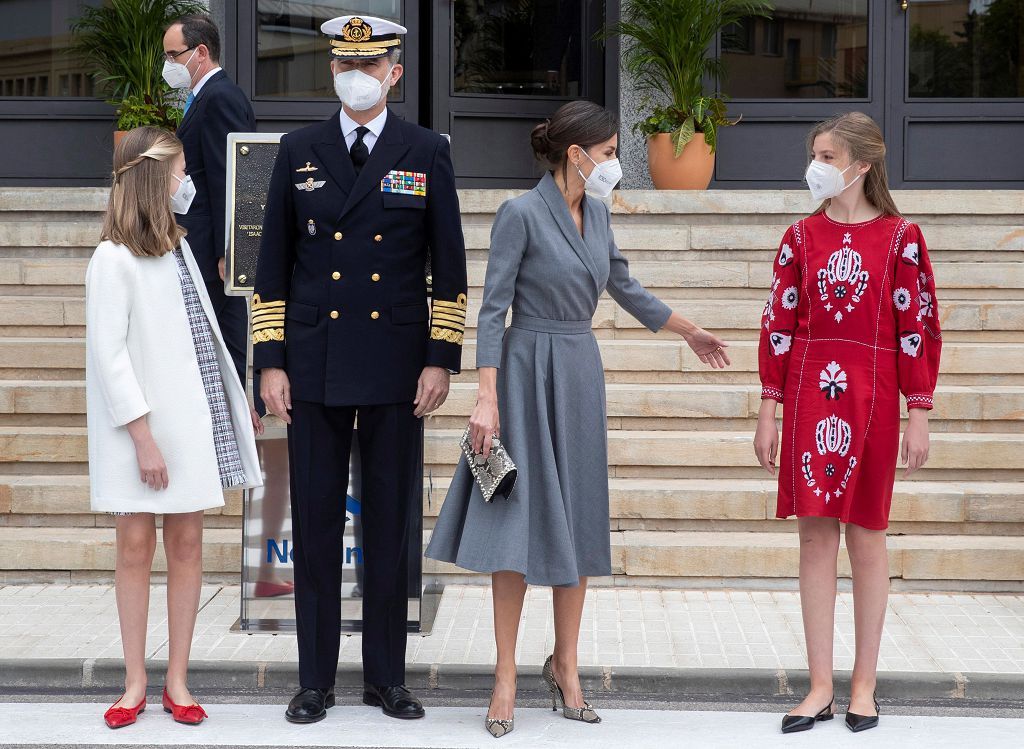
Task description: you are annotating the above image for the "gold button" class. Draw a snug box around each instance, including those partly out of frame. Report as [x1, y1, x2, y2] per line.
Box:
[371, 273, 381, 282]
[330, 310, 339, 319]
[374, 234, 383, 242]
[334, 231, 343, 241]
[370, 311, 380, 320]
[332, 271, 341, 281]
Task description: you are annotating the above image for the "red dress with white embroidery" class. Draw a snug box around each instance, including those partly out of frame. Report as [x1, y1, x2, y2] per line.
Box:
[758, 213, 941, 530]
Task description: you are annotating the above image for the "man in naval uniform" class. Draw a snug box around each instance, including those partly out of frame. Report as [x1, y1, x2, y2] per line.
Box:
[252, 15, 467, 724]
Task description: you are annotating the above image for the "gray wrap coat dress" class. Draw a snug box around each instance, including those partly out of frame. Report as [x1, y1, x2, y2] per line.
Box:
[424, 172, 672, 586]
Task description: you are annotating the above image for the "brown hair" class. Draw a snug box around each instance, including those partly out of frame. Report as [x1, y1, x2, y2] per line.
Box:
[807, 112, 901, 218]
[101, 127, 186, 257]
[531, 100, 618, 183]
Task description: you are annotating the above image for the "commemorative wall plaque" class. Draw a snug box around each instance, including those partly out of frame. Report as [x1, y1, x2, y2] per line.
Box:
[225, 133, 282, 296]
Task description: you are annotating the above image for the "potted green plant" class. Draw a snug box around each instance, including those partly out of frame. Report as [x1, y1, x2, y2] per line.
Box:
[69, 0, 208, 143]
[605, 0, 772, 189]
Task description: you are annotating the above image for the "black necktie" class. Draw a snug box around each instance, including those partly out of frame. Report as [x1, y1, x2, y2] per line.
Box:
[350, 126, 369, 175]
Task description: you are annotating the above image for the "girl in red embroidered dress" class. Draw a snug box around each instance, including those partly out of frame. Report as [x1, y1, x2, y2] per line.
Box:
[754, 113, 941, 734]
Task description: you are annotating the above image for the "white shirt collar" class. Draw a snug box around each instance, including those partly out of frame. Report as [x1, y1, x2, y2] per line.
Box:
[339, 107, 388, 139]
[191, 66, 222, 96]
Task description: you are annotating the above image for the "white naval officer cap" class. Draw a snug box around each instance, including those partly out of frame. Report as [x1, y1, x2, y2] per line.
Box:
[320, 15, 407, 59]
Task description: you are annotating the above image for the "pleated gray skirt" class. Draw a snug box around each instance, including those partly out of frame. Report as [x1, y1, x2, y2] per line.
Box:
[424, 314, 611, 587]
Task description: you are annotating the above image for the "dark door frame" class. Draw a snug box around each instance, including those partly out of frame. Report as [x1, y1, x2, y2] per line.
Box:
[884, 0, 1024, 188]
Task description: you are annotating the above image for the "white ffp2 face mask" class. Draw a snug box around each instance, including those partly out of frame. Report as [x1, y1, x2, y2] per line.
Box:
[805, 159, 861, 202]
[577, 150, 622, 198]
[162, 48, 198, 90]
[170, 174, 196, 215]
[334, 66, 393, 111]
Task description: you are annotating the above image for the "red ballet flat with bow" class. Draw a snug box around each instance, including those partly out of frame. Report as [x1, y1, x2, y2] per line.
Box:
[103, 694, 146, 729]
[162, 687, 208, 725]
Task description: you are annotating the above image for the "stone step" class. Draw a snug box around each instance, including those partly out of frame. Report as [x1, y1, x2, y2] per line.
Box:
[1, 524, 1020, 581]
[3, 426, 1022, 472]
[2, 337, 1022, 380]
[4, 256, 1024, 293]
[5, 380, 1023, 424]
[5, 475, 1021, 525]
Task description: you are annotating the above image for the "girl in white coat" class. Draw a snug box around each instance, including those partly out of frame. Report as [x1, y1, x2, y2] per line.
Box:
[86, 127, 263, 729]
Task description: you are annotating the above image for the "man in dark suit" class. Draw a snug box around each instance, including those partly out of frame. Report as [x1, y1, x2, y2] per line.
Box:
[252, 15, 467, 725]
[163, 14, 256, 388]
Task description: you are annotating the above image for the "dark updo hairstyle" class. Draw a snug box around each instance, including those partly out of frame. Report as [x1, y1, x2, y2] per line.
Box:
[531, 101, 619, 182]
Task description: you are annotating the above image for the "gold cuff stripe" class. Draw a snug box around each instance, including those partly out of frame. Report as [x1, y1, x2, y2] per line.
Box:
[252, 313, 286, 324]
[431, 306, 466, 319]
[252, 308, 286, 317]
[430, 327, 464, 345]
[431, 312, 466, 325]
[433, 298, 468, 311]
[252, 321, 285, 332]
[430, 321, 466, 334]
[252, 328, 284, 344]
[252, 294, 286, 309]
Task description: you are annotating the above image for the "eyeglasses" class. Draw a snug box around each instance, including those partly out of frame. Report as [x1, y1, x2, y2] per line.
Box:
[162, 47, 195, 63]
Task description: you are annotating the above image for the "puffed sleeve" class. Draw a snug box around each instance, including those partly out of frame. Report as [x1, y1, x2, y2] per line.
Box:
[424, 135, 469, 373]
[85, 244, 149, 426]
[893, 223, 941, 409]
[758, 225, 801, 403]
[475, 200, 527, 369]
[251, 135, 297, 372]
[603, 206, 672, 332]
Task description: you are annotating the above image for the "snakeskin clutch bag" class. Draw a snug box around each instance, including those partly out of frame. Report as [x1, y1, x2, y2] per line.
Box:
[460, 426, 518, 502]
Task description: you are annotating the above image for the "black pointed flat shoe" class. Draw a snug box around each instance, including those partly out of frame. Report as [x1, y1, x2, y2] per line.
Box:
[845, 693, 880, 732]
[781, 695, 835, 734]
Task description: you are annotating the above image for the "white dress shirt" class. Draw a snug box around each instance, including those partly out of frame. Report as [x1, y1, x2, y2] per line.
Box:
[340, 107, 388, 155]
[191, 66, 222, 96]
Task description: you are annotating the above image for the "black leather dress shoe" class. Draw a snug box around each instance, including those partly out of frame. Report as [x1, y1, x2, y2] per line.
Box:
[285, 687, 335, 724]
[362, 684, 425, 719]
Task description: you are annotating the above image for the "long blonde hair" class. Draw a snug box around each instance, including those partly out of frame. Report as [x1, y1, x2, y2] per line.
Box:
[807, 112, 901, 218]
[101, 127, 187, 257]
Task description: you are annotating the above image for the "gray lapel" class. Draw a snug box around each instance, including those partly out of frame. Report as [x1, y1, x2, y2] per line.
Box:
[536, 172, 601, 294]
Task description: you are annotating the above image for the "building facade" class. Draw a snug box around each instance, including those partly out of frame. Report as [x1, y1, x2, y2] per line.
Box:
[0, 0, 1020, 189]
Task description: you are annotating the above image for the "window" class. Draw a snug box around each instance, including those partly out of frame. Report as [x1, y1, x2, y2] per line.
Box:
[0, 0, 102, 98]
[723, 1, 869, 99]
[255, 1, 404, 99]
[453, 0, 584, 96]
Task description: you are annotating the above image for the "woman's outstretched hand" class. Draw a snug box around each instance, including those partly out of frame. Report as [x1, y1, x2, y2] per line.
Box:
[684, 326, 731, 368]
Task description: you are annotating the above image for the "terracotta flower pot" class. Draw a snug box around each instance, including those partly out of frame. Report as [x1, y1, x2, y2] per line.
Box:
[113, 130, 128, 148]
[647, 132, 715, 190]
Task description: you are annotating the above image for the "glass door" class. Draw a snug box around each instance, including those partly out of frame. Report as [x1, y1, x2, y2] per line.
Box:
[716, 1, 887, 187]
[887, 0, 1024, 186]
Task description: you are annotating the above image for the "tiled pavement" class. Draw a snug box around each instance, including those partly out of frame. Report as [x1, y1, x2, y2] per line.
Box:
[3, 584, 1024, 675]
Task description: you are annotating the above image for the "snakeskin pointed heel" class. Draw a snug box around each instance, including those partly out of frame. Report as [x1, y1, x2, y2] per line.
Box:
[485, 716, 514, 738]
[542, 655, 601, 724]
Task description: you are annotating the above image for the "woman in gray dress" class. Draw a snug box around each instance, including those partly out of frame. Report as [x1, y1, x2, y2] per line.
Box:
[424, 101, 730, 738]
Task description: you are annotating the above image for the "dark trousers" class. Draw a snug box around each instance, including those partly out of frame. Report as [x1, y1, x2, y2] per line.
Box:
[206, 279, 249, 390]
[288, 399, 421, 688]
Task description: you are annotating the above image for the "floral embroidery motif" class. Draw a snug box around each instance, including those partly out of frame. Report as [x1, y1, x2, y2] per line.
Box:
[781, 286, 799, 310]
[801, 452, 816, 488]
[778, 243, 794, 266]
[902, 242, 920, 265]
[815, 415, 852, 457]
[763, 274, 780, 328]
[919, 290, 935, 318]
[819, 361, 848, 400]
[900, 330, 923, 358]
[817, 233, 870, 323]
[769, 330, 792, 356]
[893, 287, 912, 312]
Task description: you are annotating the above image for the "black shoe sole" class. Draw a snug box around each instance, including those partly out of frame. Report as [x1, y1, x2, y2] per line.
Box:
[362, 692, 425, 720]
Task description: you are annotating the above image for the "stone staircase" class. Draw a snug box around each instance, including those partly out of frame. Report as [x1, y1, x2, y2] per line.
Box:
[1, 188, 1022, 588]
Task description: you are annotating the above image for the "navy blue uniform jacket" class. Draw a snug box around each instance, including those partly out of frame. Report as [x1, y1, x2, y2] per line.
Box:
[176, 70, 256, 283]
[251, 109, 468, 406]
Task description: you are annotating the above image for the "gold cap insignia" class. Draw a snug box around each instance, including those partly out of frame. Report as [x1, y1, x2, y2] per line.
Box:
[342, 17, 372, 42]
